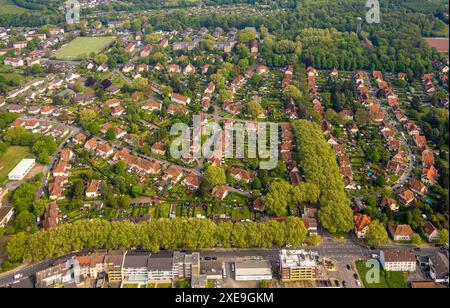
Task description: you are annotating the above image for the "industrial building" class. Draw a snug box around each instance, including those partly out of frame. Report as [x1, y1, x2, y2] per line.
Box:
[234, 260, 273, 281]
[8, 158, 36, 181]
[279, 249, 319, 281]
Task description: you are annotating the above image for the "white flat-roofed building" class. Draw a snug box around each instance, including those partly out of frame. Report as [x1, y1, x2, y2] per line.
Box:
[8, 159, 36, 181]
[280, 249, 318, 281]
[234, 260, 273, 281]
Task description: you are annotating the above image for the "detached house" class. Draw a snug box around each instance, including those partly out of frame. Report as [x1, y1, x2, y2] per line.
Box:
[182, 173, 202, 191]
[422, 165, 439, 185]
[73, 133, 86, 145]
[423, 222, 439, 242]
[96, 143, 114, 158]
[142, 101, 162, 112]
[399, 189, 415, 206]
[162, 166, 184, 184]
[184, 63, 196, 75]
[353, 213, 372, 239]
[228, 167, 254, 184]
[84, 138, 98, 151]
[104, 98, 121, 108]
[4, 57, 23, 67]
[256, 65, 269, 75]
[409, 179, 427, 196]
[151, 142, 166, 155]
[167, 64, 181, 74]
[171, 93, 191, 106]
[111, 106, 125, 117]
[60, 149, 73, 162]
[389, 224, 414, 241]
[212, 185, 229, 200]
[381, 197, 399, 212]
[53, 161, 71, 177]
[86, 180, 101, 198]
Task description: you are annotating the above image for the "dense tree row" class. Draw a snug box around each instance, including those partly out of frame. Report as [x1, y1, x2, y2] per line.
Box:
[292, 120, 353, 233]
[6, 217, 307, 262]
[3, 126, 58, 164]
[145, 0, 446, 76]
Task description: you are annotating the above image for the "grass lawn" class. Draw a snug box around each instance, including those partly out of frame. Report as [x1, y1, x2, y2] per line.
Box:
[156, 283, 172, 288]
[356, 260, 407, 289]
[0, 146, 33, 183]
[0, 0, 28, 15]
[54, 37, 116, 61]
[156, 203, 171, 218]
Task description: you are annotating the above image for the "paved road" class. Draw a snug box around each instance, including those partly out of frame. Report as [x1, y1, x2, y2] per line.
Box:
[0, 252, 81, 287]
[0, 237, 366, 287]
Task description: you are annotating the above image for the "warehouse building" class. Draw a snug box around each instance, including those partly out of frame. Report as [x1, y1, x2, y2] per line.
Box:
[234, 260, 273, 281]
[8, 158, 36, 181]
[279, 249, 319, 281]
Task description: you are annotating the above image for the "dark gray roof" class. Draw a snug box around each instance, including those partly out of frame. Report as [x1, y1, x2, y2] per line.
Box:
[123, 253, 151, 268]
[147, 257, 173, 271]
[11, 278, 34, 289]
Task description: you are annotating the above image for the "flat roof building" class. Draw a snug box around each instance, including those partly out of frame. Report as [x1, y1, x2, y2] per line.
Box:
[279, 249, 319, 281]
[173, 251, 200, 279]
[147, 256, 173, 282]
[8, 159, 36, 181]
[234, 260, 273, 281]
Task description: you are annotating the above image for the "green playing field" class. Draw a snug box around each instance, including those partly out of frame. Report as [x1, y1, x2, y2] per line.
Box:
[54, 37, 116, 61]
[0, 0, 28, 15]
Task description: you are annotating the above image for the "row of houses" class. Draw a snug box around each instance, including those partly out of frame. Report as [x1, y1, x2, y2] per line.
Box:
[422, 74, 437, 96]
[48, 149, 74, 201]
[386, 82, 440, 186]
[6, 72, 80, 100]
[354, 209, 440, 243]
[201, 82, 216, 111]
[307, 67, 324, 117]
[283, 66, 300, 120]
[35, 249, 277, 288]
[35, 250, 201, 288]
[10, 117, 70, 139]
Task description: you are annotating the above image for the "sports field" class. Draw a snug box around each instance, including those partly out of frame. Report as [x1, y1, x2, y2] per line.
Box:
[0, 0, 28, 15]
[0, 146, 34, 183]
[54, 37, 116, 61]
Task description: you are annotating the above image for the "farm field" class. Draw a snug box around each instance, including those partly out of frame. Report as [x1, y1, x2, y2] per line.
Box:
[0, 146, 33, 183]
[54, 37, 116, 61]
[0, 0, 28, 15]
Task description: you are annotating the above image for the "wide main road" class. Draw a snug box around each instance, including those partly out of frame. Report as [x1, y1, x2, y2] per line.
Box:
[0, 237, 370, 287]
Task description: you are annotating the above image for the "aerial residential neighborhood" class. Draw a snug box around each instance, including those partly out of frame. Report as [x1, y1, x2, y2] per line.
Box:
[0, 0, 448, 292]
